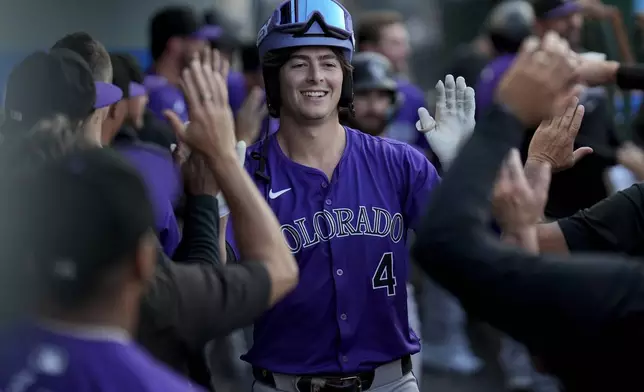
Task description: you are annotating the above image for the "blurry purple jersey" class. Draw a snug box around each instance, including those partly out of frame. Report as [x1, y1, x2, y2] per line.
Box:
[0, 323, 204, 392]
[115, 143, 182, 257]
[385, 79, 430, 151]
[227, 127, 440, 373]
[475, 54, 516, 117]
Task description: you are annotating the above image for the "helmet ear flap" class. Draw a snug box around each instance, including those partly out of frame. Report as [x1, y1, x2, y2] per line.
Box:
[263, 67, 281, 118]
[339, 67, 354, 112]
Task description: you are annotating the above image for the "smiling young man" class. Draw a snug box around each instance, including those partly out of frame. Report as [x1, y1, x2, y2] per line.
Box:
[225, 0, 441, 390]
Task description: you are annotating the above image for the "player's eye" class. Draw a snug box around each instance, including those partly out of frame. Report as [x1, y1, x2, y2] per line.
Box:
[290, 62, 306, 68]
[323, 62, 337, 68]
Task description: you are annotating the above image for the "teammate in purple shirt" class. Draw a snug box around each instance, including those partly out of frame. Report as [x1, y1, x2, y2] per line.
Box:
[145, 6, 220, 123]
[226, 1, 447, 390]
[356, 11, 430, 153]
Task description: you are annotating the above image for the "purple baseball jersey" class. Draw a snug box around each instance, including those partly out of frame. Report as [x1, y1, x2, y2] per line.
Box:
[227, 127, 439, 373]
[385, 79, 430, 151]
[115, 144, 182, 257]
[475, 54, 516, 117]
[0, 323, 203, 392]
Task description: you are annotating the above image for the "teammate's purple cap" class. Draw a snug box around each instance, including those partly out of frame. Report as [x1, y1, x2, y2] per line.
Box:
[95, 82, 124, 108]
[128, 82, 147, 98]
[194, 25, 223, 40]
[533, 0, 581, 19]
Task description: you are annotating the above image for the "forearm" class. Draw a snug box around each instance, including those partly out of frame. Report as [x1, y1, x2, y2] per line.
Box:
[208, 153, 284, 261]
[502, 227, 539, 254]
[207, 153, 298, 304]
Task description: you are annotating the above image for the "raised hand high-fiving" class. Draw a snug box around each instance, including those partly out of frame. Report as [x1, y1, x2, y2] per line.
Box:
[164, 46, 237, 161]
[416, 75, 476, 169]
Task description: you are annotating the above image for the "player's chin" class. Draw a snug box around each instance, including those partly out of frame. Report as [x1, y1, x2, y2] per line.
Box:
[298, 107, 334, 121]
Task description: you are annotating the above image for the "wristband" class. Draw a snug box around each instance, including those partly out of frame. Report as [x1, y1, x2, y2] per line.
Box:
[216, 141, 247, 218]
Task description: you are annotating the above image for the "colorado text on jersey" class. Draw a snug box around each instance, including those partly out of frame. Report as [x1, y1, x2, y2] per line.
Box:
[280, 206, 405, 253]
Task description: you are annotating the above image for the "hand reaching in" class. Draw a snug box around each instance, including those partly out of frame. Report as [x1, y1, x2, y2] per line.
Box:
[527, 95, 591, 171]
[416, 74, 476, 169]
[493, 149, 552, 235]
[164, 46, 237, 162]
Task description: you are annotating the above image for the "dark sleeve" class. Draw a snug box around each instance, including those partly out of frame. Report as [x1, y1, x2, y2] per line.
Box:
[173, 195, 220, 266]
[557, 184, 644, 255]
[147, 258, 271, 351]
[616, 64, 644, 91]
[411, 106, 644, 357]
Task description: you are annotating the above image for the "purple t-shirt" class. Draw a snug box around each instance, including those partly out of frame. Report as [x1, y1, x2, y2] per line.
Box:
[0, 323, 204, 392]
[115, 144, 182, 257]
[475, 54, 516, 117]
[227, 127, 440, 373]
[385, 79, 430, 151]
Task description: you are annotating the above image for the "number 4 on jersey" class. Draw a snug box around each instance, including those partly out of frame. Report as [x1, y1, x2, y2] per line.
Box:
[372, 252, 396, 296]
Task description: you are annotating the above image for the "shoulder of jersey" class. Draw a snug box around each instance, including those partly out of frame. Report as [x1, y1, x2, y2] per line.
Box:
[347, 127, 413, 153]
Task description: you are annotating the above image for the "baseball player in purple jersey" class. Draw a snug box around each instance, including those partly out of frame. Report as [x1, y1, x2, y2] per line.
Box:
[224, 0, 473, 390]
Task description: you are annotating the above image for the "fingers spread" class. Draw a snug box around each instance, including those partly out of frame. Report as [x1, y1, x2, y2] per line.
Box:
[559, 96, 580, 129]
[444, 74, 456, 112]
[435, 80, 446, 110]
[202, 46, 212, 72]
[181, 68, 201, 113]
[570, 104, 585, 133]
[456, 76, 466, 112]
[417, 107, 435, 131]
[506, 148, 528, 189]
[190, 59, 211, 102]
[464, 87, 475, 114]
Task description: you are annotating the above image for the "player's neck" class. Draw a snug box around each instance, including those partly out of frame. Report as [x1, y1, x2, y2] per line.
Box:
[153, 57, 182, 86]
[277, 114, 346, 177]
[37, 290, 140, 336]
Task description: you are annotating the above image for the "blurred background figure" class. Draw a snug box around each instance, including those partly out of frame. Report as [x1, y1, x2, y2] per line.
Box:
[445, 0, 534, 89]
[357, 10, 433, 157]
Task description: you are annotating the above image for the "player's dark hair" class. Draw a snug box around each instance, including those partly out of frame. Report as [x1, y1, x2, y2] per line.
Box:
[111, 52, 145, 84]
[262, 47, 354, 118]
[356, 10, 404, 50]
[51, 32, 113, 83]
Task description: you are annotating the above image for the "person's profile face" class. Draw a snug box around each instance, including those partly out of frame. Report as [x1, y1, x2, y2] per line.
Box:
[352, 89, 393, 136]
[279, 46, 344, 121]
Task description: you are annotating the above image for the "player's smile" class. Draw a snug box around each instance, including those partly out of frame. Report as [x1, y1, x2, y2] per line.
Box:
[300, 90, 329, 100]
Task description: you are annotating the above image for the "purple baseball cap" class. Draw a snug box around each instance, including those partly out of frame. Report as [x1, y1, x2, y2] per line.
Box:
[194, 25, 223, 40]
[95, 82, 124, 108]
[2, 49, 123, 131]
[533, 0, 582, 19]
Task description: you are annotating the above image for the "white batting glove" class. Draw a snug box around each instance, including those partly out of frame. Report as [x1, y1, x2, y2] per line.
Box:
[216, 141, 247, 218]
[416, 74, 476, 170]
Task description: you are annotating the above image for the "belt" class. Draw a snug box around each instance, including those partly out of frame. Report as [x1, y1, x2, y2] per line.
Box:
[253, 355, 412, 391]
